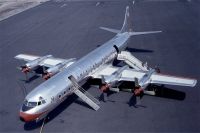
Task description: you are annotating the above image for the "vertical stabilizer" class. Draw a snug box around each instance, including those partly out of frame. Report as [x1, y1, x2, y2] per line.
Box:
[120, 6, 132, 33]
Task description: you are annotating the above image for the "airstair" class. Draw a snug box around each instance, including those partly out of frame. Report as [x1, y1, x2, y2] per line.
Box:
[68, 75, 100, 111]
[117, 51, 149, 71]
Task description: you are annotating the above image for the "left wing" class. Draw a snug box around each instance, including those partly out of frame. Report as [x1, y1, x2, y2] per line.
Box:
[150, 74, 197, 87]
[91, 65, 197, 88]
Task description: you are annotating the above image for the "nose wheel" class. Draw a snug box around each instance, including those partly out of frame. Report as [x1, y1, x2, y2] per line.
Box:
[39, 116, 48, 133]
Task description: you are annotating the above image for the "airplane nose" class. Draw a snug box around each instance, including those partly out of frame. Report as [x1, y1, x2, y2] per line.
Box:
[19, 111, 42, 122]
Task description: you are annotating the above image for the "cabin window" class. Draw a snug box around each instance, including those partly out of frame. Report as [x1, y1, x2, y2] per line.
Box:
[59, 95, 61, 98]
[38, 101, 41, 106]
[42, 100, 46, 104]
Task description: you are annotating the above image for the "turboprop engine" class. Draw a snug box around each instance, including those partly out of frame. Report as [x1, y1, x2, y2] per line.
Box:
[100, 65, 129, 92]
[20, 55, 52, 73]
[43, 63, 65, 80]
[134, 68, 156, 95]
[43, 59, 76, 80]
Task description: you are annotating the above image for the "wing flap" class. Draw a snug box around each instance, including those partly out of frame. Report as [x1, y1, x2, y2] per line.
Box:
[91, 65, 119, 78]
[41, 58, 66, 67]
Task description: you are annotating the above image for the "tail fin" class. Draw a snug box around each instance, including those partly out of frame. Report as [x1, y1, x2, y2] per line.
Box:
[99, 6, 131, 34]
[100, 6, 162, 35]
[120, 6, 132, 33]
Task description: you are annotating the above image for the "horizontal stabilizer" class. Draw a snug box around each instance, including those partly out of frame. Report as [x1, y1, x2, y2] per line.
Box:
[130, 31, 162, 36]
[100, 27, 120, 34]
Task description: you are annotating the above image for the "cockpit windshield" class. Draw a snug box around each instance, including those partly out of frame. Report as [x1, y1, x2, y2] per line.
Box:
[28, 102, 37, 107]
[23, 100, 37, 107]
[22, 100, 37, 111]
[22, 98, 46, 111]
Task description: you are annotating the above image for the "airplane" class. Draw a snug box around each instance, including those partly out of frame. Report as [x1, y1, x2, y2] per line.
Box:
[15, 6, 197, 123]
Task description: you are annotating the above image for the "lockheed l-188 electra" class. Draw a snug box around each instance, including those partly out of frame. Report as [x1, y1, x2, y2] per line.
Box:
[15, 6, 197, 123]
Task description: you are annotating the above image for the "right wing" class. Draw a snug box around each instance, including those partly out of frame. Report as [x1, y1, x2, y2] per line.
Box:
[15, 54, 39, 62]
[15, 54, 72, 68]
[15, 54, 76, 79]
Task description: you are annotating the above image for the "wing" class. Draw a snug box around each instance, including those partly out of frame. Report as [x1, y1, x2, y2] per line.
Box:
[15, 54, 75, 68]
[91, 65, 197, 87]
[15, 54, 39, 62]
[91, 64, 120, 78]
[150, 74, 197, 87]
[120, 70, 197, 87]
[119, 70, 197, 87]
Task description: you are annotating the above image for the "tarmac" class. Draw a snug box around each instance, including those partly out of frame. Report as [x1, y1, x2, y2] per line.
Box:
[0, 0, 200, 132]
[0, 0, 49, 21]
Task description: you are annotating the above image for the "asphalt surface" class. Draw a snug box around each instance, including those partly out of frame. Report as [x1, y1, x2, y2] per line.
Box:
[0, 0, 200, 132]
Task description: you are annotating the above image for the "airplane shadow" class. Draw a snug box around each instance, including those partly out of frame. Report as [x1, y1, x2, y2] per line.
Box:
[23, 82, 92, 131]
[19, 74, 40, 83]
[148, 84, 186, 101]
[24, 75, 40, 83]
[96, 45, 154, 53]
[20, 66, 46, 83]
[120, 82, 186, 101]
[125, 47, 154, 53]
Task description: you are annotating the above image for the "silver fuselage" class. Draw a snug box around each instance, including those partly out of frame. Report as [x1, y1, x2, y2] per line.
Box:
[21, 32, 130, 121]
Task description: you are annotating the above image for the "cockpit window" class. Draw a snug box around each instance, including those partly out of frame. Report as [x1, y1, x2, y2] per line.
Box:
[23, 100, 37, 107]
[22, 100, 37, 111]
[26, 101, 37, 107]
[37, 97, 46, 106]
[22, 97, 47, 112]
[41, 100, 46, 104]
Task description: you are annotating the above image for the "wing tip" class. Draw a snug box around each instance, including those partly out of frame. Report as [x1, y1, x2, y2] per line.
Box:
[192, 79, 197, 87]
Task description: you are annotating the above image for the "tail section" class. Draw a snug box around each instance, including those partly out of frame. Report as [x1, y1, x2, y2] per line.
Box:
[120, 6, 132, 33]
[99, 6, 132, 34]
[100, 6, 161, 35]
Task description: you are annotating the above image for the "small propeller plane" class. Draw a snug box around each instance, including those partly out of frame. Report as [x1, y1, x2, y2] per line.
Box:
[15, 6, 197, 123]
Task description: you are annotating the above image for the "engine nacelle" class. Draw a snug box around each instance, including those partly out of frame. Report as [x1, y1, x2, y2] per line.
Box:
[21, 61, 39, 73]
[100, 65, 129, 92]
[43, 64, 63, 80]
[138, 69, 155, 88]
[133, 69, 156, 96]
[43, 59, 76, 80]
[21, 55, 52, 73]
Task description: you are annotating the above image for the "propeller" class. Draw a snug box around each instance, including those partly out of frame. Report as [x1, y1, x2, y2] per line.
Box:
[98, 75, 118, 102]
[17, 65, 30, 81]
[42, 72, 52, 80]
[99, 83, 111, 102]
[124, 78, 145, 107]
[20, 65, 30, 73]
